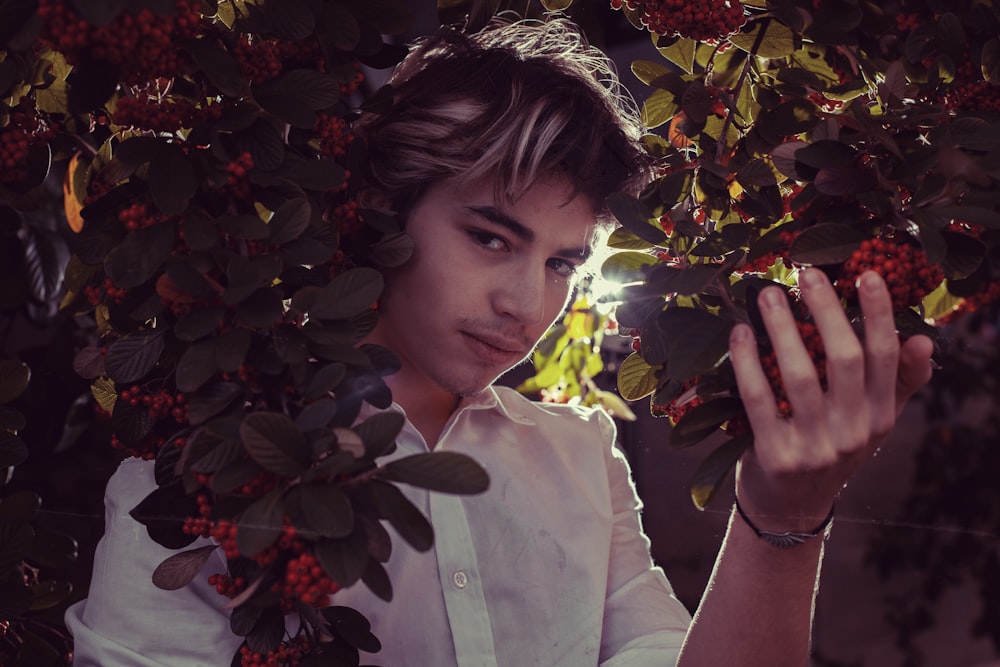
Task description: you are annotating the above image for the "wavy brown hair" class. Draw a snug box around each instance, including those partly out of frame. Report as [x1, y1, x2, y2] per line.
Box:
[355, 15, 651, 224]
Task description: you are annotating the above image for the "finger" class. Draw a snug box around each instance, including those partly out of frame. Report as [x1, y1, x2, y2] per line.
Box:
[797, 268, 865, 414]
[757, 285, 825, 422]
[896, 334, 933, 409]
[856, 271, 902, 433]
[728, 322, 779, 435]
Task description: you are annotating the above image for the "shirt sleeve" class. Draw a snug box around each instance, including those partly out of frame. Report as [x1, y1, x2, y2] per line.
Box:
[596, 412, 692, 667]
[66, 458, 242, 667]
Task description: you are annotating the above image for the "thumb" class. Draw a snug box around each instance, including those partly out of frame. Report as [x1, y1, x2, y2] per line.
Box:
[895, 334, 934, 412]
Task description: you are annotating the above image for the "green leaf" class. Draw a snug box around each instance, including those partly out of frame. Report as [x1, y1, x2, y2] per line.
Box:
[29, 580, 73, 611]
[661, 307, 734, 384]
[729, 18, 795, 58]
[210, 457, 262, 494]
[315, 529, 369, 588]
[379, 452, 489, 494]
[104, 221, 177, 289]
[319, 2, 361, 51]
[234, 287, 284, 328]
[69, 0, 129, 25]
[691, 434, 752, 509]
[174, 305, 225, 341]
[354, 411, 405, 459]
[670, 397, 745, 448]
[240, 412, 311, 477]
[788, 223, 867, 265]
[287, 483, 354, 539]
[617, 352, 661, 401]
[104, 331, 165, 384]
[0, 519, 33, 575]
[601, 251, 659, 283]
[175, 340, 218, 392]
[149, 144, 199, 216]
[214, 328, 252, 373]
[0, 431, 27, 468]
[27, 527, 78, 569]
[323, 605, 382, 652]
[607, 228, 655, 251]
[941, 230, 986, 280]
[640, 89, 677, 129]
[0, 359, 30, 404]
[606, 192, 666, 245]
[658, 169, 695, 207]
[310, 267, 384, 320]
[180, 37, 245, 97]
[152, 545, 219, 591]
[263, 0, 317, 39]
[305, 363, 347, 400]
[236, 489, 286, 557]
[362, 558, 393, 601]
[255, 69, 341, 110]
[267, 198, 312, 245]
[0, 492, 41, 521]
[366, 480, 433, 552]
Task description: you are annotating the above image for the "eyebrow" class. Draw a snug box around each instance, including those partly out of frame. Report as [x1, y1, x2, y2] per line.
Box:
[466, 205, 591, 261]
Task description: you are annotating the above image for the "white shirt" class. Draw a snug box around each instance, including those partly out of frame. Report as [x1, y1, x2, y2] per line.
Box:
[67, 385, 691, 666]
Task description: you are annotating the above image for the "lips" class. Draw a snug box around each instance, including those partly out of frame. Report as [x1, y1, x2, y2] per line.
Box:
[460, 331, 529, 365]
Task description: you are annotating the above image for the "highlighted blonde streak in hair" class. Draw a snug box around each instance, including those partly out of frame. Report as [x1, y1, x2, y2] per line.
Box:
[356, 15, 650, 221]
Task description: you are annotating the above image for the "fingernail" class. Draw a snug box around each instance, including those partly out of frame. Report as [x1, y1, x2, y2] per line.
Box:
[860, 271, 884, 294]
[731, 323, 751, 343]
[798, 268, 823, 289]
[760, 287, 783, 309]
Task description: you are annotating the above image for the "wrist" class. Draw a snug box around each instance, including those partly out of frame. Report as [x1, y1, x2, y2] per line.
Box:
[733, 497, 835, 549]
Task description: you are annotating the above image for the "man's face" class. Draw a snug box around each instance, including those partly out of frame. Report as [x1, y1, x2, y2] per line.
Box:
[368, 173, 596, 399]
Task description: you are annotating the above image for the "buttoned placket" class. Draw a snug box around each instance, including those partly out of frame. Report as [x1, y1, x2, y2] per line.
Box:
[424, 403, 500, 667]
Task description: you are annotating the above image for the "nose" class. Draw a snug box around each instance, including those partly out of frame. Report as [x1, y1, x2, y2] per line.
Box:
[493, 260, 549, 325]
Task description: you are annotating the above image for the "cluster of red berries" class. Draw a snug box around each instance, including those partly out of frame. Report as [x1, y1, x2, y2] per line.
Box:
[37, 0, 202, 82]
[83, 277, 127, 306]
[182, 494, 215, 538]
[238, 637, 311, 667]
[340, 66, 365, 97]
[112, 93, 220, 133]
[119, 385, 188, 423]
[611, 0, 747, 42]
[275, 552, 340, 607]
[118, 202, 171, 231]
[207, 572, 247, 598]
[314, 112, 353, 159]
[0, 107, 55, 183]
[736, 230, 799, 275]
[650, 379, 703, 424]
[835, 238, 944, 311]
[225, 152, 255, 200]
[761, 318, 827, 417]
[110, 432, 165, 460]
[233, 36, 324, 84]
[945, 61, 1000, 113]
[331, 199, 363, 239]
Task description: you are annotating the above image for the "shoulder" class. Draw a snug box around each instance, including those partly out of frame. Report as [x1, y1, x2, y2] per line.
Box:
[492, 385, 617, 443]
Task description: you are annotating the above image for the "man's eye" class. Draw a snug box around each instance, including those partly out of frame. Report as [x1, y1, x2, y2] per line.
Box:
[547, 258, 579, 279]
[469, 231, 508, 251]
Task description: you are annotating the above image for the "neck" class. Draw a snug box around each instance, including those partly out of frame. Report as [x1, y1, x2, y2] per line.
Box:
[382, 370, 460, 447]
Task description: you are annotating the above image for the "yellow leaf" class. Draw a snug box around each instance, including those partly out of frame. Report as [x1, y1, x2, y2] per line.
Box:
[617, 352, 661, 401]
[922, 281, 963, 322]
[91, 377, 117, 413]
[594, 389, 637, 422]
[64, 152, 87, 233]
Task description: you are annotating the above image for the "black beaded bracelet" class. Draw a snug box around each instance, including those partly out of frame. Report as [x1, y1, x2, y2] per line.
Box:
[734, 498, 835, 549]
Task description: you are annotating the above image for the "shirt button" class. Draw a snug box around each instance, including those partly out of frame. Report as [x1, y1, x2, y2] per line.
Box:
[452, 571, 468, 589]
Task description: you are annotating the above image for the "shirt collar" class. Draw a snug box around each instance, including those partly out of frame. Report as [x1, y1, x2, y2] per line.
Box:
[356, 385, 537, 427]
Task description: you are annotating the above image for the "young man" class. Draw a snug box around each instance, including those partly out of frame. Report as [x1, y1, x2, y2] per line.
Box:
[67, 16, 934, 666]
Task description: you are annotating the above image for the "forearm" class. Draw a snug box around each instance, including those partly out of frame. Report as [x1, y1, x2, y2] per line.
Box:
[676, 507, 825, 667]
